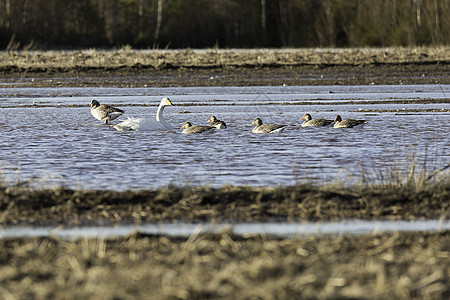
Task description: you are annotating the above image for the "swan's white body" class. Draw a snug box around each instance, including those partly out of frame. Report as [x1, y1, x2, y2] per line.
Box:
[113, 98, 174, 131]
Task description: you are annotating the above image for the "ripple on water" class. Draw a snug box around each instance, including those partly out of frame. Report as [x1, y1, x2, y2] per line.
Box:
[0, 85, 449, 190]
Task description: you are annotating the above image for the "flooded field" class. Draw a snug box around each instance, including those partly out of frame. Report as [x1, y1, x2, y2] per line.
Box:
[0, 49, 449, 299]
[1, 84, 449, 190]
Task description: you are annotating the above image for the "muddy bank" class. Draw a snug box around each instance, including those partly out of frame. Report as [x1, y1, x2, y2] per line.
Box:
[0, 48, 449, 87]
[0, 231, 448, 299]
[1, 179, 448, 226]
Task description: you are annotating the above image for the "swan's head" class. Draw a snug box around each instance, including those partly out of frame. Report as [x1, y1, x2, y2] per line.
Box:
[208, 115, 218, 123]
[334, 115, 342, 122]
[161, 97, 173, 107]
[251, 118, 263, 126]
[301, 113, 312, 121]
[181, 121, 192, 129]
[90, 99, 100, 108]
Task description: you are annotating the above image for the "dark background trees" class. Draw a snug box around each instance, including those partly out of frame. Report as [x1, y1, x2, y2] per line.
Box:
[0, 0, 448, 50]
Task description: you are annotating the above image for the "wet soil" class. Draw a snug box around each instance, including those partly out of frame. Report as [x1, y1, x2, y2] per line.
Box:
[1, 181, 448, 226]
[1, 231, 448, 299]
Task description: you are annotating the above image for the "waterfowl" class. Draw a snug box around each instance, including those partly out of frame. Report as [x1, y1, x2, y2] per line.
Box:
[181, 122, 214, 134]
[90, 100, 124, 124]
[300, 113, 334, 127]
[112, 97, 174, 131]
[333, 115, 367, 128]
[207, 116, 227, 129]
[251, 118, 285, 134]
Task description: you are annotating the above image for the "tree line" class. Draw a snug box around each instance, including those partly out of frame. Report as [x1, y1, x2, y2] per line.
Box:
[0, 0, 448, 50]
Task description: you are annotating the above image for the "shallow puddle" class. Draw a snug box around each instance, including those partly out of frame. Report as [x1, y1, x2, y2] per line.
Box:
[1, 219, 448, 239]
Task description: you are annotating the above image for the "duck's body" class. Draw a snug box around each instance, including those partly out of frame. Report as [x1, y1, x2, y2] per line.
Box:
[181, 122, 215, 134]
[251, 118, 285, 134]
[90, 100, 124, 124]
[207, 116, 227, 129]
[333, 115, 367, 128]
[112, 97, 173, 131]
[300, 113, 334, 127]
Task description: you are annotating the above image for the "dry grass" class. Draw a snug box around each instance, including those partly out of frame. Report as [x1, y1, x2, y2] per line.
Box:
[0, 231, 448, 299]
[1, 47, 448, 70]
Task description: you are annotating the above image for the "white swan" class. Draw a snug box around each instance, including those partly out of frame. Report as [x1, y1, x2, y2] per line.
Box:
[113, 97, 174, 131]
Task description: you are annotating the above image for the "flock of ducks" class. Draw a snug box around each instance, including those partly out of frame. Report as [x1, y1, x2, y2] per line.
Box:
[90, 97, 368, 134]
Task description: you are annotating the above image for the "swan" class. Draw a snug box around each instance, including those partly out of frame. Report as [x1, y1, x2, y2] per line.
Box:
[207, 115, 227, 129]
[112, 97, 174, 131]
[333, 115, 367, 128]
[251, 118, 285, 134]
[90, 100, 124, 124]
[181, 122, 215, 134]
[300, 113, 334, 127]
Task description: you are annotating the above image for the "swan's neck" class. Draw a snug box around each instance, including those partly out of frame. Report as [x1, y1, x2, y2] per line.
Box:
[156, 104, 173, 130]
[156, 104, 165, 122]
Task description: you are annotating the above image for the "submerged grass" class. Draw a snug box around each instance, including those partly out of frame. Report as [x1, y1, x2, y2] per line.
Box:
[0, 231, 448, 299]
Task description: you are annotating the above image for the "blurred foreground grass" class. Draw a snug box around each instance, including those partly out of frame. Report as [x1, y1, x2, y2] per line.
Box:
[0, 231, 448, 299]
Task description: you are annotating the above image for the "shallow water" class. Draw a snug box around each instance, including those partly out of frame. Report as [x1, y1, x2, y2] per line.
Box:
[0, 84, 449, 190]
[0, 219, 448, 239]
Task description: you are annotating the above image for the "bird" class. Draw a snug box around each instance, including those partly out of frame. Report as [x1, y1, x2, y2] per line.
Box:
[250, 118, 285, 134]
[112, 97, 174, 131]
[207, 116, 227, 129]
[180, 122, 215, 134]
[90, 100, 124, 124]
[333, 115, 367, 128]
[300, 113, 334, 127]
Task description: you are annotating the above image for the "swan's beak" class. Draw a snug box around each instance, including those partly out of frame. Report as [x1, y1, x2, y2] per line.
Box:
[167, 99, 173, 106]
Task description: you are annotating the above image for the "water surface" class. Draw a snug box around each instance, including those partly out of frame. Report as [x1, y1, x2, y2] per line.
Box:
[1, 84, 449, 190]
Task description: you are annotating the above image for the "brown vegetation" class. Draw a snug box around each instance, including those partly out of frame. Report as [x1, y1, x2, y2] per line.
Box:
[0, 231, 448, 299]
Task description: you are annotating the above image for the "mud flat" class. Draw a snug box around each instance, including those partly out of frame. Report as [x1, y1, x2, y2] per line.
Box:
[0, 47, 449, 87]
[1, 178, 448, 226]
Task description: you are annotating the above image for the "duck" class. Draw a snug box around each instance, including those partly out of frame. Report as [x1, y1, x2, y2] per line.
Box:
[251, 118, 285, 134]
[300, 113, 334, 127]
[90, 100, 124, 124]
[333, 115, 367, 128]
[181, 122, 215, 134]
[112, 97, 174, 131]
[207, 116, 227, 129]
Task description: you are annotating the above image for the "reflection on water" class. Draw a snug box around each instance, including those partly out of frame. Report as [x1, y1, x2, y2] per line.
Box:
[0, 85, 449, 190]
[0, 220, 448, 239]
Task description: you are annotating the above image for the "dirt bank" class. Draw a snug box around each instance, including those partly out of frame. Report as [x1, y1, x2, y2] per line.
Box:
[1, 178, 448, 226]
[0, 48, 448, 87]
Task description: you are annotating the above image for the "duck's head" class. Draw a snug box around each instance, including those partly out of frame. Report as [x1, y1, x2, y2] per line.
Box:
[90, 99, 100, 108]
[208, 115, 218, 123]
[251, 118, 263, 126]
[301, 113, 312, 121]
[181, 121, 192, 129]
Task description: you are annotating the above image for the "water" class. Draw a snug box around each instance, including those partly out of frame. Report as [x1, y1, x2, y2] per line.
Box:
[0, 84, 449, 190]
[0, 219, 448, 239]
